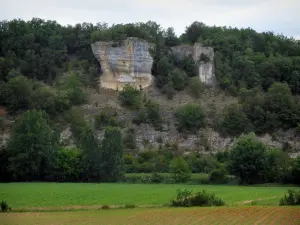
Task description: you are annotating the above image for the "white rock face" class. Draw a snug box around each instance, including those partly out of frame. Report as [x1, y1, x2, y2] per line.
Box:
[171, 43, 215, 86]
[193, 44, 214, 86]
[91, 37, 153, 90]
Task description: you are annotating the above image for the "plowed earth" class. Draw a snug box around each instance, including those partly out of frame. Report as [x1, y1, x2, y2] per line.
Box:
[1, 206, 300, 225]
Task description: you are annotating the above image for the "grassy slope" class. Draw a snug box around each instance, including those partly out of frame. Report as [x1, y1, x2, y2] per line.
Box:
[1, 183, 299, 208]
[1, 207, 300, 225]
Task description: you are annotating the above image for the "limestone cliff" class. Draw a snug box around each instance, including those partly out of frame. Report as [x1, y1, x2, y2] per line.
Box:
[91, 37, 153, 90]
[171, 43, 215, 86]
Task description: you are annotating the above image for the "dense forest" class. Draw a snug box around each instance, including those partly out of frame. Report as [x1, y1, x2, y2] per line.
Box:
[0, 18, 300, 184]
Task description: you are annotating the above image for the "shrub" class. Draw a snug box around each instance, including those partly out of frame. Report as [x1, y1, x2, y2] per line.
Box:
[62, 72, 87, 105]
[119, 84, 142, 109]
[219, 103, 252, 137]
[209, 168, 228, 184]
[171, 189, 225, 207]
[144, 99, 162, 129]
[122, 127, 137, 151]
[175, 103, 205, 133]
[124, 204, 136, 209]
[279, 189, 300, 206]
[169, 157, 191, 183]
[101, 205, 110, 210]
[95, 107, 118, 129]
[151, 172, 164, 183]
[163, 81, 176, 99]
[168, 68, 188, 91]
[0, 200, 9, 212]
[187, 77, 204, 98]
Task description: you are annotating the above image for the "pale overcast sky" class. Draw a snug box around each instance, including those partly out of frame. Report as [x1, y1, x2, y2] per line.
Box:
[2, 0, 300, 38]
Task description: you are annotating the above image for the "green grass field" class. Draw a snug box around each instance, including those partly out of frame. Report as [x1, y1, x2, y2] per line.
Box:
[0, 183, 299, 210]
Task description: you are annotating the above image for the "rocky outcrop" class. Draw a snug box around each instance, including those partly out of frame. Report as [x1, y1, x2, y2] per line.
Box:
[171, 43, 215, 86]
[91, 37, 153, 90]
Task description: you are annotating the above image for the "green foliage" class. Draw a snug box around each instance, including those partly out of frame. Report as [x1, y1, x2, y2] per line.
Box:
[264, 149, 291, 183]
[175, 103, 205, 133]
[101, 126, 124, 182]
[122, 127, 137, 151]
[0, 147, 11, 182]
[292, 157, 300, 184]
[8, 110, 55, 181]
[169, 157, 191, 183]
[176, 56, 198, 77]
[209, 168, 228, 184]
[133, 98, 162, 129]
[171, 189, 225, 207]
[80, 126, 101, 181]
[94, 107, 118, 129]
[119, 85, 142, 109]
[0, 75, 72, 115]
[229, 133, 268, 184]
[61, 72, 87, 105]
[0, 76, 33, 111]
[53, 148, 83, 181]
[0, 200, 9, 212]
[168, 69, 188, 91]
[187, 77, 204, 98]
[242, 83, 300, 133]
[101, 205, 110, 210]
[124, 204, 136, 209]
[219, 103, 252, 136]
[279, 189, 300, 206]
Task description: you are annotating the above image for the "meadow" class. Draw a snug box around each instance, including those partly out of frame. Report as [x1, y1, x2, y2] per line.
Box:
[0, 183, 299, 210]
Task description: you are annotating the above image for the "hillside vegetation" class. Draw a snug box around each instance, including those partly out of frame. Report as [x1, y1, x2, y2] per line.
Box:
[0, 18, 300, 185]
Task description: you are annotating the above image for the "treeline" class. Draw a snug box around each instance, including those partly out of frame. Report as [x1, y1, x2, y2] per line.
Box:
[1, 108, 300, 185]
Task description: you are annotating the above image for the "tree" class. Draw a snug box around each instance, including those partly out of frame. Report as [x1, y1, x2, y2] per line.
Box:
[292, 156, 300, 184]
[164, 27, 179, 47]
[175, 103, 205, 133]
[168, 68, 188, 91]
[264, 149, 291, 183]
[187, 77, 204, 98]
[169, 157, 191, 183]
[219, 103, 252, 136]
[8, 110, 55, 181]
[0, 76, 33, 112]
[100, 126, 124, 181]
[53, 147, 83, 181]
[119, 84, 142, 109]
[80, 126, 101, 181]
[229, 133, 268, 184]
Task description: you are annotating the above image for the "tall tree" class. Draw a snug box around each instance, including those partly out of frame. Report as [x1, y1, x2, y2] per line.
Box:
[230, 133, 268, 184]
[8, 110, 55, 181]
[100, 126, 124, 182]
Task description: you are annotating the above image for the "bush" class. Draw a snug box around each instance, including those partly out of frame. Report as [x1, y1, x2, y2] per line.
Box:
[151, 172, 165, 183]
[122, 127, 137, 151]
[187, 77, 204, 98]
[219, 103, 252, 137]
[133, 99, 162, 129]
[209, 168, 228, 184]
[171, 189, 225, 207]
[101, 205, 110, 210]
[163, 81, 176, 100]
[279, 190, 300, 206]
[0, 200, 9, 212]
[168, 68, 188, 91]
[124, 204, 136, 209]
[175, 103, 205, 133]
[169, 157, 191, 183]
[94, 107, 118, 129]
[119, 84, 142, 109]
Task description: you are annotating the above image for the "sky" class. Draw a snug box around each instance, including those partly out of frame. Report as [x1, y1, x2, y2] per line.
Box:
[1, 0, 300, 39]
